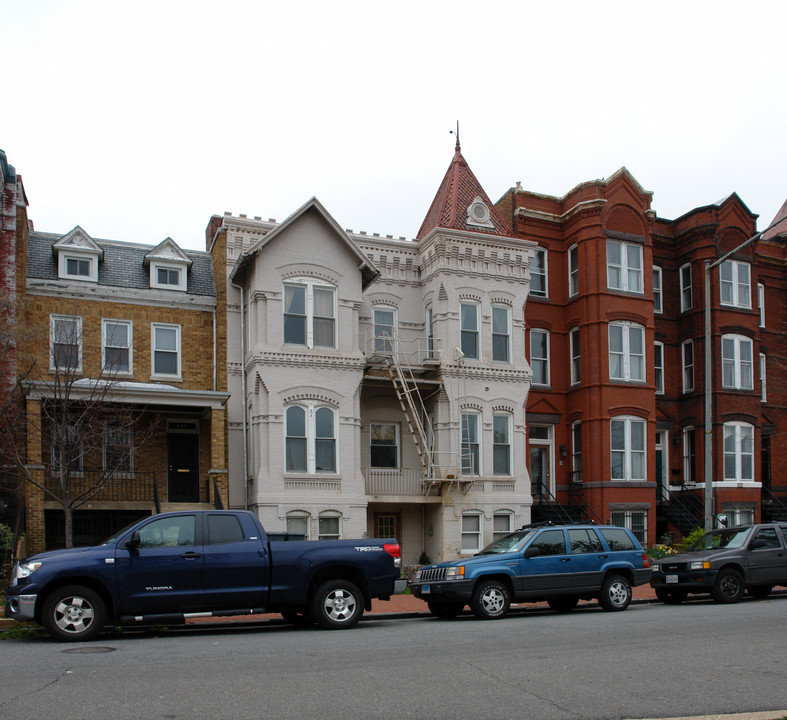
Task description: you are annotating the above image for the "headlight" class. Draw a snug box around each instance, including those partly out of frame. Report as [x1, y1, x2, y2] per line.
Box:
[689, 561, 711, 570]
[652, 564, 660, 573]
[414, 569, 422, 581]
[444, 566, 465, 580]
[12, 561, 42, 585]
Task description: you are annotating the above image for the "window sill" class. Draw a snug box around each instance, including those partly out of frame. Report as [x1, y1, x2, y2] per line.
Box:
[150, 375, 182, 383]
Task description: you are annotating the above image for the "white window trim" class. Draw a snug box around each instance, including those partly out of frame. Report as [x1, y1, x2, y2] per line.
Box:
[682, 340, 694, 393]
[720, 260, 751, 309]
[150, 261, 187, 291]
[492, 413, 512, 476]
[570, 327, 581, 385]
[59, 253, 98, 282]
[653, 266, 663, 314]
[760, 353, 767, 403]
[461, 412, 481, 477]
[571, 421, 582, 484]
[530, 328, 550, 386]
[102, 319, 133, 375]
[492, 511, 513, 543]
[568, 244, 579, 297]
[461, 510, 484, 554]
[723, 422, 754, 483]
[608, 322, 645, 382]
[284, 402, 339, 475]
[460, 302, 480, 360]
[283, 278, 337, 349]
[758, 283, 765, 327]
[530, 247, 548, 298]
[654, 341, 664, 394]
[286, 511, 311, 540]
[680, 263, 692, 312]
[721, 334, 754, 390]
[606, 240, 643, 293]
[491, 305, 511, 363]
[682, 426, 695, 485]
[610, 416, 646, 482]
[372, 305, 398, 355]
[369, 422, 400, 469]
[318, 511, 342, 540]
[50, 314, 82, 372]
[151, 323, 182, 379]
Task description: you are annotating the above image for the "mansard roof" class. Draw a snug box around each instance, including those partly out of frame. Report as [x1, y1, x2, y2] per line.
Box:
[416, 140, 514, 241]
[763, 197, 787, 241]
[232, 197, 379, 288]
[52, 226, 104, 259]
[27, 230, 215, 295]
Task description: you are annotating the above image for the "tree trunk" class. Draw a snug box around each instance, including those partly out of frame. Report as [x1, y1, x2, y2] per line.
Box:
[63, 503, 73, 549]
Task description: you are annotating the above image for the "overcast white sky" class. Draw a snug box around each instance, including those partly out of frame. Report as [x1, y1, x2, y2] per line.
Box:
[3, 1, 786, 250]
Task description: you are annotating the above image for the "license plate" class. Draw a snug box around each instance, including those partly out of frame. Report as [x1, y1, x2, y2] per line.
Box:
[666, 574, 678, 584]
[421, 585, 431, 594]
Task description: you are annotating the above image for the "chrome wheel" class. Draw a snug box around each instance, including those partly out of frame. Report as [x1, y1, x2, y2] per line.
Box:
[471, 580, 511, 620]
[42, 585, 106, 642]
[311, 580, 363, 629]
[599, 574, 632, 611]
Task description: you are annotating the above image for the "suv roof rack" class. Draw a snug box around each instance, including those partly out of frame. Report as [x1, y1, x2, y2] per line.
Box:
[517, 521, 553, 530]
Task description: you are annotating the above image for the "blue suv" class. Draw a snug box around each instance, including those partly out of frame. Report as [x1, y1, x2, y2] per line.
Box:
[410, 523, 651, 620]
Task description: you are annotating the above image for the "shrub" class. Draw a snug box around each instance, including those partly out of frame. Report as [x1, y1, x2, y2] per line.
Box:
[676, 526, 706, 553]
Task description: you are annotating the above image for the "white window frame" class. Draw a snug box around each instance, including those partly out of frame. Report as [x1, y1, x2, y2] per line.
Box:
[426, 306, 435, 359]
[760, 353, 767, 403]
[610, 510, 647, 544]
[610, 416, 646, 482]
[758, 283, 765, 327]
[530, 329, 550, 386]
[720, 260, 751, 309]
[102, 319, 133, 375]
[571, 421, 582, 484]
[529, 248, 548, 298]
[606, 240, 643, 293]
[370, 422, 400, 469]
[653, 266, 663, 314]
[373, 305, 397, 355]
[283, 279, 336, 349]
[492, 511, 513, 544]
[568, 244, 579, 297]
[570, 327, 581, 385]
[683, 426, 696, 485]
[608, 322, 645, 382]
[654, 341, 664, 394]
[151, 323, 181, 379]
[682, 340, 694, 393]
[461, 412, 481, 476]
[723, 422, 754, 482]
[721, 334, 754, 390]
[461, 511, 483, 553]
[492, 413, 512, 476]
[286, 511, 311, 540]
[680, 263, 692, 312]
[719, 507, 755, 526]
[491, 305, 511, 363]
[318, 512, 342, 540]
[60, 254, 98, 282]
[50, 314, 82, 371]
[460, 302, 480, 360]
[150, 261, 187, 291]
[285, 403, 338, 475]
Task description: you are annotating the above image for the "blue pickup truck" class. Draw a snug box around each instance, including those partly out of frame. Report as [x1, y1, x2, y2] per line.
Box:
[5, 510, 405, 641]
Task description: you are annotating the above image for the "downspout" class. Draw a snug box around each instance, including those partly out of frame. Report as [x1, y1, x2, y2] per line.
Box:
[230, 277, 249, 510]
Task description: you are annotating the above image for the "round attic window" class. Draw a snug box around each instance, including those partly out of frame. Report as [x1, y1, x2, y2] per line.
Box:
[469, 201, 490, 224]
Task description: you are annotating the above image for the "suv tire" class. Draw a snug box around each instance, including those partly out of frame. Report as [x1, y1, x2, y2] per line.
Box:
[427, 601, 464, 619]
[598, 574, 632, 611]
[711, 569, 744, 603]
[471, 580, 511, 620]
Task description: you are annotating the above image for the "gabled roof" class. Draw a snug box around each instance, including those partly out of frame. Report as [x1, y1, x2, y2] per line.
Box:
[144, 237, 193, 267]
[53, 226, 104, 259]
[231, 197, 379, 288]
[763, 197, 787, 241]
[416, 139, 514, 241]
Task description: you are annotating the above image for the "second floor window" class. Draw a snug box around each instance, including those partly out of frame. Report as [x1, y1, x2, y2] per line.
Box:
[570, 327, 581, 385]
[607, 240, 642, 293]
[152, 324, 180, 377]
[51, 315, 82, 371]
[720, 260, 751, 308]
[284, 280, 336, 348]
[460, 303, 479, 360]
[721, 335, 753, 390]
[530, 248, 547, 297]
[103, 319, 132, 374]
[758, 283, 765, 327]
[530, 329, 550, 385]
[492, 306, 510, 362]
[653, 266, 663, 313]
[654, 341, 664, 394]
[608, 323, 644, 382]
[461, 413, 480, 476]
[723, 422, 754, 482]
[568, 245, 579, 297]
[373, 307, 396, 354]
[493, 414, 511, 475]
[370, 423, 398, 468]
[682, 340, 694, 393]
[571, 421, 582, 483]
[285, 404, 336, 474]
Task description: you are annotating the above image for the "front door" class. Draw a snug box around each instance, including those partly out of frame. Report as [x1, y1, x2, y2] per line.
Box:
[375, 512, 401, 545]
[529, 425, 553, 497]
[167, 428, 200, 503]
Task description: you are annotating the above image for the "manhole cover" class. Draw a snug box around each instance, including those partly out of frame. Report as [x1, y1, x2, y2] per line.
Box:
[62, 646, 116, 654]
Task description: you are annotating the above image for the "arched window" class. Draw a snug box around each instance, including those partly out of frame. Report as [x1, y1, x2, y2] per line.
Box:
[285, 403, 337, 474]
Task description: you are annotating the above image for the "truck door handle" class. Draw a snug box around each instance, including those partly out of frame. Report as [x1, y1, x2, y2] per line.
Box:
[598, 555, 608, 559]
[180, 552, 201, 560]
[560, 558, 570, 562]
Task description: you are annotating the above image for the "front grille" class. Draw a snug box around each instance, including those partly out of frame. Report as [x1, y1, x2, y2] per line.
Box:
[418, 567, 446, 582]
[661, 562, 688, 572]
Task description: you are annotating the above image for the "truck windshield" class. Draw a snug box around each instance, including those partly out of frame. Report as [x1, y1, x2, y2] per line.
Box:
[689, 527, 751, 552]
[477, 530, 537, 555]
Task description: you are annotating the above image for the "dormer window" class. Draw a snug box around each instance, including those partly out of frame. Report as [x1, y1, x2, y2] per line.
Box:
[144, 238, 192, 292]
[53, 226, 102, 282]
[466, 196, 495, 229]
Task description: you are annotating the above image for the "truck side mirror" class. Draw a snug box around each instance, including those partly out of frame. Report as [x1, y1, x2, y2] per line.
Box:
[524, 546, 542, 558]
[125, 531, 141, 550]
[749, 538, 766, 550]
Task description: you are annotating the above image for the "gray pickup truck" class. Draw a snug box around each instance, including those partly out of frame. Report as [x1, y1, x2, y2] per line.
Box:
[650, 523, 787, 604]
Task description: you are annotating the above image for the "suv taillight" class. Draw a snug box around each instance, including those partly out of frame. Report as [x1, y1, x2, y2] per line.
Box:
[384, 543, 401, 568]
[642, 553, 650, 568]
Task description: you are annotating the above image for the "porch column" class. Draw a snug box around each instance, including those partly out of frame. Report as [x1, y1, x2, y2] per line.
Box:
[209, 406, 229, 508]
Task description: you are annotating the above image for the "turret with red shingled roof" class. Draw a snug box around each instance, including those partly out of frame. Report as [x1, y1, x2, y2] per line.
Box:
[416, 132, 514, 241]
[762, 197, 787, 241]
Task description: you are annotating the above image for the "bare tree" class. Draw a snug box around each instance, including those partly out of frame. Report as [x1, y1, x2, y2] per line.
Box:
[3, 317, 158, 548]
